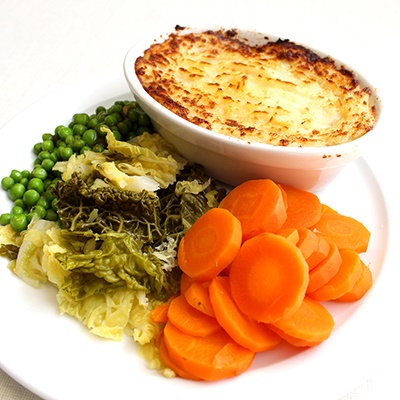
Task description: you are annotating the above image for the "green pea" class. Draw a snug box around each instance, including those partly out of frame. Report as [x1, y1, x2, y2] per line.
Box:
[11, 205, 24, 215]
[96, 106, 106, 114]
[10, 169, 22, 182]
[8, 183, 26, 201]
[21, 170, 31, 180]
[92, 144, 105, 153]
[42, 139, 55, 152]
[71, 139, 85, 152]
[31, 167, 48, 181]
[19, 177, 29, 187]
[73, 113, 90, 126]
[28, 178, 45, 194]
[138, 112, 151, 127]
[0, 213, 12, 226]
[37, 197, 50, 209]
[38, 150, 51, 161]
[31, 205, 46, 219]
[42, 133, 53, 141]
[117, 122, 129, 136]
[60, 147, 73, 160]
[105, 115, 117, 126]
[65, 135, 75, 146]
[13, 199, 25, 209]
[82, 129, 97, 146]
[23, 189, 40, 206]
[45, 208, 58, 221]
[54, 125, 64, 136]
[73, 123, 88, 136]
[95, 123, 108, 136]
[51, 198, 58, 211]
[41, 158, 55, 172]
[58, 126, 73, 140]
[10, 214, 28, 232]
[87, 117, 99, 129]
[128, 108, 139, 122]
[80, 145, 91, 154]
[33, 142, 43, 155]
[1, 176, 15, 190]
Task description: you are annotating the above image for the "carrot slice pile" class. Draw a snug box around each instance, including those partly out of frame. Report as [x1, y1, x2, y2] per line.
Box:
[151, 178, 374, 382]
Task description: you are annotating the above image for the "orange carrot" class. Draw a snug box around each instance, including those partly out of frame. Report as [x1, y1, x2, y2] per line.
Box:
[335, 260, 373, 302]
[158, 333, 202, 381]
[167, 294, 222, 337]
[177, 207, 242, 281]
[179, 272, 194, 294]
[280, 184, 322, 229]
[184, 281, 215, 318]
[163, 320, 255, 381]
[308, 249, 363, 302]
[296, 228, 320, 259]
[150, 295, 178, 324]
[271, 296, 334, 343]
[312, 211, 371, 253]
[268, 325, 323, 348]
[306, 242, 342, 294]
[218, 179, 287, 241]
[306, 235, 330, 270]
[277, 228, 300, 245]
[229, 233, 309, 323]
[209, 276, 282, 352]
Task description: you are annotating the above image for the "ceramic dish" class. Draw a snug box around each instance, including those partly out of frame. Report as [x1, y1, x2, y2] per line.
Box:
[124, 26, 381, 191]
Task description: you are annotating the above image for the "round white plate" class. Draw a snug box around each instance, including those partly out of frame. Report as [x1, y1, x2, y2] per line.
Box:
[0, 71, 390, 400]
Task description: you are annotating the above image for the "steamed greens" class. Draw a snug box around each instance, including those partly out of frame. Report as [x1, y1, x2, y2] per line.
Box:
[0, 129, 225, 356]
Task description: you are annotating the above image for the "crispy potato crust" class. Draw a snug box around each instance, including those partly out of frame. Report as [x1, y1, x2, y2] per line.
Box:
[135, 28, 376, 147]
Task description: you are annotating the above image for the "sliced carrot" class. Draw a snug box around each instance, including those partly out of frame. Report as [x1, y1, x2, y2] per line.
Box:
[312, 211, 371, 253]
[320, 204, 339, 215]
[306, 242, 342, 294]
[280, 184, 322, 229]
[306, 235, 330, 270]
[268, 324, 323, 348]
[296, 228, 320, 259]
[271, 296, 334, 343]
[150, 295, 178, 324]
[184, 281, 215, 318]
[277, 228, 300, 245]
[167, 294, 222, 337]
[177, 207, 242, 281]
[163, 321, 255, 381]
[335, 260, 373, 302]
[308, 249, 363, 302]
[158, 333, 202, 381]
[218, 179, 287, 241]
[229, 233, 309, 323]
[209, 276, 282, 352]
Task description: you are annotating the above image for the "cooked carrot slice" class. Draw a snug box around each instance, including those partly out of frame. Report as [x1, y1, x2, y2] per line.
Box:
[229, 233, 309, 323]
[280, 184, 322, 229]
[163, 321, 255, 381]
[158, 333, 202, 381]
[209, 276, 281, 352]
[312, 211, 371, 253]
[150, 295, 178, 324]
[184, 281, 215, 318]
[218, 179, 287, 241]
[308, 249, 363, 301]
[335, 260, 373, 302]
[177, 208, 242, 281]
[271, 296, 334, 343]
[167, 294, 221, 337]
[306, 242, 342, 294]
[269, 325, 323, 348]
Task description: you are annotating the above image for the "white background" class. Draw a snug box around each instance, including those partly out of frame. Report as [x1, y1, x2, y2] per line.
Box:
[0, 0, 399, 399]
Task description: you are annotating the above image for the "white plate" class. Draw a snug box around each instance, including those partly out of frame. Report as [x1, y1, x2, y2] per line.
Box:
[0, 71, 390, 400]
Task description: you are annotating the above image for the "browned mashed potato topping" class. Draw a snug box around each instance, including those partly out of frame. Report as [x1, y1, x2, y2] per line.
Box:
[135, 28, 376, 147]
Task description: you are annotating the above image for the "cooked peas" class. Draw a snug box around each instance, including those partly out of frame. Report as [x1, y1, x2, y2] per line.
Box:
[1, 99, 155, 232]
